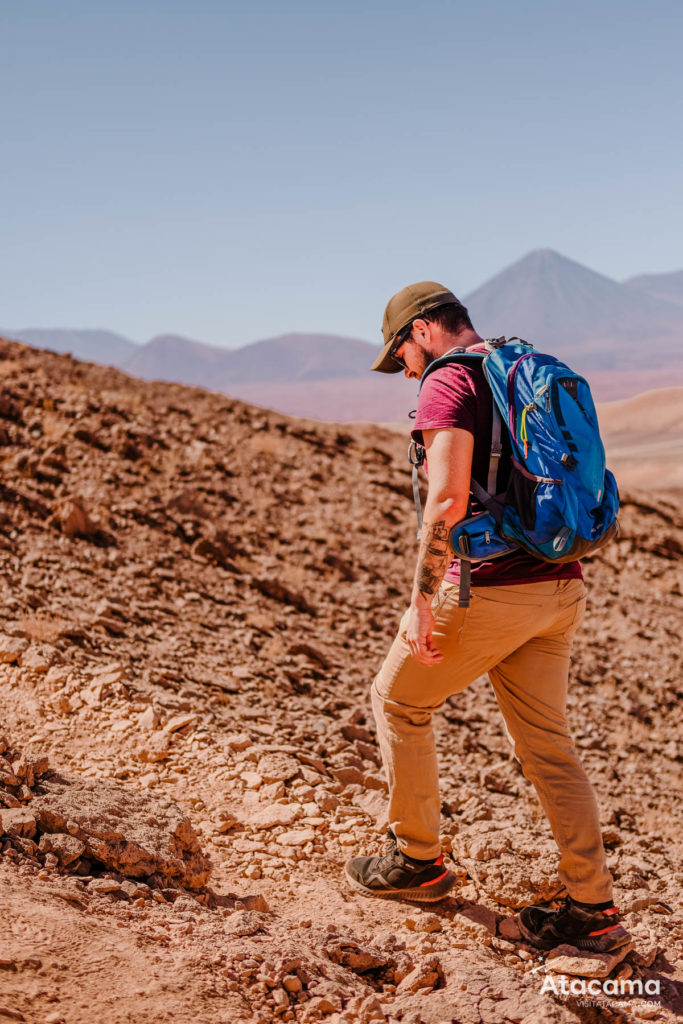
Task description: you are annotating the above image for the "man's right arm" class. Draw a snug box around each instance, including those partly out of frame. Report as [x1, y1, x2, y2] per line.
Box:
[405, 425, 473, 665]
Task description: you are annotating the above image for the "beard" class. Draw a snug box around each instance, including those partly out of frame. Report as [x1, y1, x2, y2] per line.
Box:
[420, 347, 442, 375]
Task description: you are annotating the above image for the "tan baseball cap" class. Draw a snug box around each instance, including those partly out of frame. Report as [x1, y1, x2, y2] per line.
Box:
[372, 281, 463, 373]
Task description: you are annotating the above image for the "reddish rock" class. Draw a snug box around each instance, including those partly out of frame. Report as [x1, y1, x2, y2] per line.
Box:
[31, 775, 211, 888]
[0, 808, 37, 839]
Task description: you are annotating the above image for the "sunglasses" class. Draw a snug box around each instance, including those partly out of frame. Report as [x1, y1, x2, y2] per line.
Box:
[390, 325, 413, 369]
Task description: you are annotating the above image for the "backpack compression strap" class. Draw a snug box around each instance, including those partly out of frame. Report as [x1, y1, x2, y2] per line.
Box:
[487, 404, 503, 493]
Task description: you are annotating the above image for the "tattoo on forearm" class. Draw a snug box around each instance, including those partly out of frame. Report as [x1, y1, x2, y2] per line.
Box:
[416, 519, 451, 599]
[426, 520, 449, 557]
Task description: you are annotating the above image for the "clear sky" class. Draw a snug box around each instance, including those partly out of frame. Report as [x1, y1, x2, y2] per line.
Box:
[1, 0, 681, 347]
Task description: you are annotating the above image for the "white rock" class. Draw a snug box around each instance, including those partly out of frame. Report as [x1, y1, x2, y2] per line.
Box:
[545, 941, 634, 978]
[257, 752, 300, 784]
[138, 706, 161, 731]
[247, 804, 303, 829]
[271, 988, 289, 1009]
[241, 771, 263, 789]
[278, 829, 316, 846]
[163, 713, 196, 734]
[90, 662, 126, 685]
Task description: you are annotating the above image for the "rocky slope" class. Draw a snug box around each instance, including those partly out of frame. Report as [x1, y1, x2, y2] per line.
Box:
[0, 336, 681, 1024]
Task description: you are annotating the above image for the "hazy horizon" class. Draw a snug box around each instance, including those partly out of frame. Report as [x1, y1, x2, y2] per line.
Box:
[5, 247, 682, 351]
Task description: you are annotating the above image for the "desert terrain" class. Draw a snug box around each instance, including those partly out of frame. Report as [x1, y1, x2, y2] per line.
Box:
[0, 337, 681, 1024]
[596, 389, 683, 494]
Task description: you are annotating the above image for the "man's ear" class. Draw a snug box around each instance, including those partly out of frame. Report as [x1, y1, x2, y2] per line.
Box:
[411, 318, 431, 347]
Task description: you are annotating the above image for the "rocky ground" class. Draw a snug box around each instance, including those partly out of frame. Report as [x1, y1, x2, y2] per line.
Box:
[0, 336, 681, 1024]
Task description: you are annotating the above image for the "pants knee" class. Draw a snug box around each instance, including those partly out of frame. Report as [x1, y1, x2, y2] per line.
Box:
[371, 679, 434, 728]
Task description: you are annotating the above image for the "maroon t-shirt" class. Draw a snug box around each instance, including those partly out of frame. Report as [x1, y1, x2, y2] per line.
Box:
[412, 348, 582, 587]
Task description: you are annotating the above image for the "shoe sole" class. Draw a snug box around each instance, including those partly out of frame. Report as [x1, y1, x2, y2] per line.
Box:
[518, 919, 632, 953]
[344, 864, 456, 903]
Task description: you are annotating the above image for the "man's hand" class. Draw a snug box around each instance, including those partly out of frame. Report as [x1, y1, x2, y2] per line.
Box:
[405, 601, 443, 665]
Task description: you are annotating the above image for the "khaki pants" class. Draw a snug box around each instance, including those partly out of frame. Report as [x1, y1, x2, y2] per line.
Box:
[372, 578, 613, 903]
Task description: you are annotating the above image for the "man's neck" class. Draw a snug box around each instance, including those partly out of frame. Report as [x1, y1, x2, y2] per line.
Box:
[439, 328, 485, 354]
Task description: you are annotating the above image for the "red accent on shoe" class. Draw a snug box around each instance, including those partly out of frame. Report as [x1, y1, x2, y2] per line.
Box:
[588, 924, 621, 936]
[434, 855, 444, 866]
[604, 907, 619, 915]
[420, 869, 449, 887]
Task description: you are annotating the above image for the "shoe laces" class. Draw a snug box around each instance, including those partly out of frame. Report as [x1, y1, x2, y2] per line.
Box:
[553, 897, 576, 922]
[559, 896, 615, 921]
[372, 831, 407, 873]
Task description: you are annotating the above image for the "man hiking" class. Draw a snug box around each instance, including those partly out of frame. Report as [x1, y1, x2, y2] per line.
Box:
[344, 282, 630, 953]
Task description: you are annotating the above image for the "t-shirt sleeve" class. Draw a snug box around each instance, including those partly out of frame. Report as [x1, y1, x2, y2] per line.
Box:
[411, 365, 478, 444]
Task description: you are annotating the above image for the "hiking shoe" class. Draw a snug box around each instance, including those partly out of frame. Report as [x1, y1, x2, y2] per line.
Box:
[518, 897, 631, 952]
[344, 831, 456, 902]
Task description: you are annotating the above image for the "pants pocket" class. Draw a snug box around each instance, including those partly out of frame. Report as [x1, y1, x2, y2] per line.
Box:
[432, 581, 459, 616]
[562, 591, 587, 641]
[433, 597, 468, 645]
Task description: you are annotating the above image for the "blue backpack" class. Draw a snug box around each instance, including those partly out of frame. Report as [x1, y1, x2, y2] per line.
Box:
[411, 337, 619, 602]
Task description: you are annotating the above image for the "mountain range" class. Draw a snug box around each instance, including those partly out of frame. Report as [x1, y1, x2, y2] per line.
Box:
[5, 249, 683, 421]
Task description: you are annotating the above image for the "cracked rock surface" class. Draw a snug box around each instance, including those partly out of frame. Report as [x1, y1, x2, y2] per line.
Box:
[0, 336, 681, 1024]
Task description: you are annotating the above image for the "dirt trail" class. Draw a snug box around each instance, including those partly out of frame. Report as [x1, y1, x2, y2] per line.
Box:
[0, 337, 681, 1024]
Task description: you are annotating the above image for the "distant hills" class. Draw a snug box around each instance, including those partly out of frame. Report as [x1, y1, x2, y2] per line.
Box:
[4, 249, 682, 422]
[5, 328, 138, 365]
[623, 269, 683, 308]
[120, 332, 384, 387]
[118, 332, 418, 421]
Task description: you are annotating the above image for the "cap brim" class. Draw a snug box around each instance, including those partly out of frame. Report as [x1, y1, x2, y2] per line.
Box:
[370, 339, 403, 374]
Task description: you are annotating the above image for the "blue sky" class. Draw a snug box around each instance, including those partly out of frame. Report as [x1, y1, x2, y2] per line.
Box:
[1, 0, 681, 346]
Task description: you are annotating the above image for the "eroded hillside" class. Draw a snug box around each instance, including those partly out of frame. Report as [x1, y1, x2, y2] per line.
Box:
[0, 337, 681, 1024]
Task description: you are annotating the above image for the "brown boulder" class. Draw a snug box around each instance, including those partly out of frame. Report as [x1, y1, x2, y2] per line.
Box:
[0, 635, 29, 664]
[0, 807, 37, 839]
[396, 955, 444, 994]
[39, 832, 86, 866]
[31, 774, 211, 888]
[52, 497, 115, 546]
[53, 496, 98, 537]
[325, 939, 389, 973]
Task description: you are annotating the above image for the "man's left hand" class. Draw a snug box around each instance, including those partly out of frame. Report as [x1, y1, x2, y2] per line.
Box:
[405, 603, 443, 665]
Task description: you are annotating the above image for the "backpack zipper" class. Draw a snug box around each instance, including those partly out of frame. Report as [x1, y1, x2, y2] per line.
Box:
[507, 352, 535, 456]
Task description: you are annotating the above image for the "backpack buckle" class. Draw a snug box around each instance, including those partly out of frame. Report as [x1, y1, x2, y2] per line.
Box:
[409, 440, 426, 467]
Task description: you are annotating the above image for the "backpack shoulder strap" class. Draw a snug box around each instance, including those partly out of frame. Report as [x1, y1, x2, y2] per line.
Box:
[408, 440, 425, 540]
[417, 347, 486, 394]
[418, 342, 504, 496]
